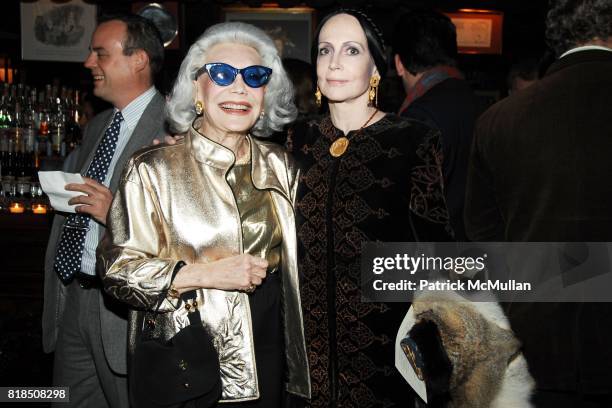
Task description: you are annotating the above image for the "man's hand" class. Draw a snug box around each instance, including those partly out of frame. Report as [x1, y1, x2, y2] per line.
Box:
[152, 134, 184, 146]
[66, 177, 113, 225]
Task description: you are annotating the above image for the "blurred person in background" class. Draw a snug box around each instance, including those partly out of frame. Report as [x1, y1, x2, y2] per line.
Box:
[283, 57, 318, 119]
[270, 58, 318, 145]
[465, 0, 612, 406]
[392, 9, 479, 241]
[507, 57, 540, 95]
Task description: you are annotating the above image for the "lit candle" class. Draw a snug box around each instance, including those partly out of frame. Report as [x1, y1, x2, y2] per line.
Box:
[32, 204, 47, 215]
[9, 203, 25, 214]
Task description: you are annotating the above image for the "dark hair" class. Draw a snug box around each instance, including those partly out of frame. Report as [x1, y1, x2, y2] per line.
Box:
[508, 57, 540, 88]
[507, 57, 540, 90]
[392, 9, 457, 75]
[282, 58, 318, 116]
[546, 0, 612, 56]
[98, 13, 165, 78]
[312, 8, 388, 77]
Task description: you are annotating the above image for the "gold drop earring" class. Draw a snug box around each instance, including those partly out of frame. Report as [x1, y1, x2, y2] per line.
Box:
[368, 76, 380, 107]
[315, 86, 322, 108]
[195, 100, 204, 115]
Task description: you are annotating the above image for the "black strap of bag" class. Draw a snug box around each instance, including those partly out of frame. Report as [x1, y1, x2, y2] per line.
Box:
[145, 261, 191, 329]
[131, 261, 222, 408]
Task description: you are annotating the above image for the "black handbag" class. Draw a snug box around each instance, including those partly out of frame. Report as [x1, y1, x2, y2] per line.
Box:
[131, 262, 222, 408]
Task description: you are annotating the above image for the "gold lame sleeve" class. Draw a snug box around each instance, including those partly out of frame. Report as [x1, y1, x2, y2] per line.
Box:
[98, 160, 180, 311]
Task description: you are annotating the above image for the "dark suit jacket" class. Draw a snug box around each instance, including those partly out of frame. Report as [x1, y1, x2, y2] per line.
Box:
[465, 50, 612, 392]
[42, 91, 166, 375]
[401, 78, 479, 240]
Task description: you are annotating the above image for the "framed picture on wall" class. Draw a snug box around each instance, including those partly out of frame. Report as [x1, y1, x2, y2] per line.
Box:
[223, 6, 316, 63]
[445, 10, 504, 55]
[20, 0, 97, 62]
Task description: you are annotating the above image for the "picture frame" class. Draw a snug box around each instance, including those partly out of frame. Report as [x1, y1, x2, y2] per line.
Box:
[223, 5, 316, 63]
[20, 0, 97, 62]
[445, 10, 504, 55]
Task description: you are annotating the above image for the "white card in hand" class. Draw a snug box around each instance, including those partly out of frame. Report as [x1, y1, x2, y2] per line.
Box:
[38, 171, 85, 213]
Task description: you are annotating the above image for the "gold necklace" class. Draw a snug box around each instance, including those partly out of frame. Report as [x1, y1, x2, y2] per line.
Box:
[329, 109, 379, 158]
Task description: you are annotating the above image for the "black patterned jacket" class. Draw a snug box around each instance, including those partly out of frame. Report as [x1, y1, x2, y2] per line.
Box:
[288, 114, 452, 407]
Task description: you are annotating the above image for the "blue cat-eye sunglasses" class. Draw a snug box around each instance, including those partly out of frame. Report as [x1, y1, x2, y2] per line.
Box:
[194, 62, 273, 88]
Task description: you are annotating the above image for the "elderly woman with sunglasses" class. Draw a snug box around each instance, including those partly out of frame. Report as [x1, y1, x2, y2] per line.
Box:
[99, 22, 310, 407]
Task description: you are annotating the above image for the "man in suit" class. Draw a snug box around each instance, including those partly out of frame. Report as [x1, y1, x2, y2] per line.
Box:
[392, 9, 480, 240]
[42, 14, 166, 407]
[465, 0, 612, 406]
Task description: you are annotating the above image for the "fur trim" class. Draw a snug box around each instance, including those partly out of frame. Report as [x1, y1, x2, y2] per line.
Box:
[491, 355, 535, 408]
[415, 290, 511, 330]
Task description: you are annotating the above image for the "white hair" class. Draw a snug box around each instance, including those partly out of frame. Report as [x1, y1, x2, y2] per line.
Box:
[165, 22, 297, 137]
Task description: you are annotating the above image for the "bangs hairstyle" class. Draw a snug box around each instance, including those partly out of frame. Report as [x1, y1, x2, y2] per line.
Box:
[312, 8, 388, 77]
[166, 22, 297, 137]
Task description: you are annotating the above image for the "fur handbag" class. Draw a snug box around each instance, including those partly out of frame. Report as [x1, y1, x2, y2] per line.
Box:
[403, 291, 535, 408]
[131, 273, 222, 408]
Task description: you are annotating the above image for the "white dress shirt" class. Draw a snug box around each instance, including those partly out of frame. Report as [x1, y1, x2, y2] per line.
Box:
[81, 86, 157, 275]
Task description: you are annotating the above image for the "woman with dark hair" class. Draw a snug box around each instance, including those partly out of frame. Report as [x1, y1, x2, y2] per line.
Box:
[287, 9, 452, 407]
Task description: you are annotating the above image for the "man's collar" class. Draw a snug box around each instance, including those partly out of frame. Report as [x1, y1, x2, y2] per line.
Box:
[546, 47, 612, 77]
[116, 86, 157, 130]
[560, 45, 612, 59]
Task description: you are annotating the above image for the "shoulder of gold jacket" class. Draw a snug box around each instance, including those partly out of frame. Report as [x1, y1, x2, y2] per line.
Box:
[99, 133, 309, 401]
[247, 137, 298, 202]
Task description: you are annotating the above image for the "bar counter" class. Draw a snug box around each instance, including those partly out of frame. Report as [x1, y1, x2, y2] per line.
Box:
[0, 211, 52, 299]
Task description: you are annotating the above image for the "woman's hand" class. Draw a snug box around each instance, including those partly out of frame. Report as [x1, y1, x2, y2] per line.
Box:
[174, 254, 268, 293]
[203, 254, 268, 291]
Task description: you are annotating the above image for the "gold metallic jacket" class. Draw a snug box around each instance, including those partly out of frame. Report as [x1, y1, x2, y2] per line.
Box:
[98, 125, 311, 402]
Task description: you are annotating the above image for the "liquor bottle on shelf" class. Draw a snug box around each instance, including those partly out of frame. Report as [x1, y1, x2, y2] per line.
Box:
[0, 81, 85, 177]
[50, 97, 66, 157]
[0, 93, 11, 199]
[38, 105, 51, 158]
[15, 151, 31, 200]
[11, 102, 25, 153]
[65, 90, 82, 151]
[22, 89, 37, 154]
[2, 148, 16, 198]
[0, 94, 10, 150]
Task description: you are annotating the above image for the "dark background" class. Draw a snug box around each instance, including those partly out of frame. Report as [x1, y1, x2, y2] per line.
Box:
[0, 0, 550, 403]
[1, 0, 550, 100]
